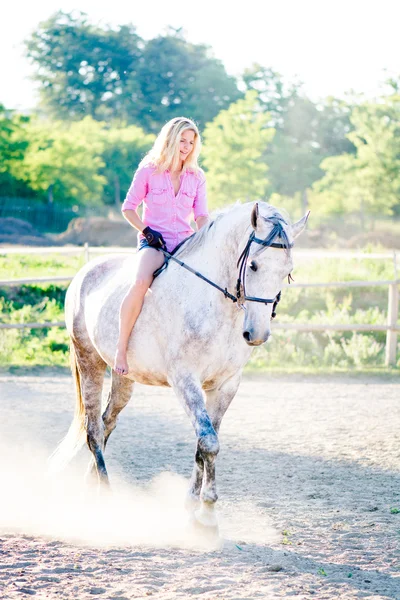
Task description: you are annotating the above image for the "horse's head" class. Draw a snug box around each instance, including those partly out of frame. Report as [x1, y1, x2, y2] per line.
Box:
[240, 202, 309, 346]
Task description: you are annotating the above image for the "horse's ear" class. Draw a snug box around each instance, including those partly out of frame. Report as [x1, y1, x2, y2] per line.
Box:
[292, 210, 310, 239]
[251, 203, 259, 230]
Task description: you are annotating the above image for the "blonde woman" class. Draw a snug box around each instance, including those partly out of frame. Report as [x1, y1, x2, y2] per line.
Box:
[114, 117, 209, 375]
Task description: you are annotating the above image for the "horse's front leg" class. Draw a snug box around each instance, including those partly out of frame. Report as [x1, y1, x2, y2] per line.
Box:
[187, 373, 242, 514]
[171, 373, 220, 529]
[191, 373, 242, 526]
[172, 372, 241, 531]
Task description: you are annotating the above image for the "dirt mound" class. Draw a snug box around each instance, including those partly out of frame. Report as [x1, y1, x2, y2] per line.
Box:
[295, 225, 400, 250]
[53, 217, 137, 247]
[2, 214, 398, 251]
[0, 218, 54, 246]
[294, 228, 332, 249]
[344, 231, 400, 250]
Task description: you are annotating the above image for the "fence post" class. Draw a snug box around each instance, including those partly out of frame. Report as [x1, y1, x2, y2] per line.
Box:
[84, 242, 90, 263]
[385, 282, 399, 366]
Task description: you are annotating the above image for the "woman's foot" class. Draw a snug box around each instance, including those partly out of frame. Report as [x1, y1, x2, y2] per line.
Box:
[114, 348, 129, 376]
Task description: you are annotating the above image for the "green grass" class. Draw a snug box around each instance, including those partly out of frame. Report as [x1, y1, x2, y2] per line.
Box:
[0, 250, 399, 372]
[0, 252, 85, 280]
[0, 252, 85, 369]
[0, 283, 69, 368]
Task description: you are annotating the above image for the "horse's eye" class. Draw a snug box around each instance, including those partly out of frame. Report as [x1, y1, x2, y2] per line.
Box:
[250, 261, 258, 272]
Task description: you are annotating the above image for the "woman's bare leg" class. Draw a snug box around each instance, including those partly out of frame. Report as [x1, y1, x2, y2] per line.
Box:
[114, 248, 165, 375]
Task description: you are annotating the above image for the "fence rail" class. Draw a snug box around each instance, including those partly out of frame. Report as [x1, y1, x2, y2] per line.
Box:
[1, 243, 398, 260]
[1, 244, 399, 366]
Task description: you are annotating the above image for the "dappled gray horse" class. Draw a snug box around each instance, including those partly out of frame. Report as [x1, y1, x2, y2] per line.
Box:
[50, 202, 308, 530]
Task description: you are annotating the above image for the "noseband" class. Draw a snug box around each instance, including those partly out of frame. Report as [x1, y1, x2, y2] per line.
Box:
[158, 218, 293, 317]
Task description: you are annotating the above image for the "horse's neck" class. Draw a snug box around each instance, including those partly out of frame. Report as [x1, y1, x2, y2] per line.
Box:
[200, 207, 251, 280]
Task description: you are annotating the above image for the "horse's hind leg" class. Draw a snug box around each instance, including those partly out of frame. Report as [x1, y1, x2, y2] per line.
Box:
[87, 371, 134, 480]
[73, 343, 109, 485]
[187, 374, 241, 523]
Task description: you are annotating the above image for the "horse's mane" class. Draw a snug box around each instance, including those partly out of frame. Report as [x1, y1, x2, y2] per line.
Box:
[175, 202, 292, 259]
[173, 205, 235, 258]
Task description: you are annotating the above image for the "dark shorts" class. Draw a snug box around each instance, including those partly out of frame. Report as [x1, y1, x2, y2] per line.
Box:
[138, 238, 152, 252]
[137, 234, 193, 253]
[138, 238, 166, 252]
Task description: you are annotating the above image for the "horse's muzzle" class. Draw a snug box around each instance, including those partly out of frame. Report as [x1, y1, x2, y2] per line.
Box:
[242, 330, 270, 346]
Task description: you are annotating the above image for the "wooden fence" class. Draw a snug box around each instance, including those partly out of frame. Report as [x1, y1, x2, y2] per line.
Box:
[1, 244, 399, 366]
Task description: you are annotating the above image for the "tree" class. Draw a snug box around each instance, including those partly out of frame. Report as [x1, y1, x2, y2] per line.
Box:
[26, 11, 144, 122]
[241, 65, 356, 198]
[201, 91, 275, 209]
[2, 111, 155, 207]
[265, 95, 356, 198]
[0, 106, 33, 197]
[241, 64, 296, 127]
[10, 116, 106, 206]
[315, 97, 355, 157]
[137, 29, 241, 131]
[0, 106, 28, 164]
[310, 93, 400, 219]
[26, 14, 241, 131]
[100, 125, 155, 206]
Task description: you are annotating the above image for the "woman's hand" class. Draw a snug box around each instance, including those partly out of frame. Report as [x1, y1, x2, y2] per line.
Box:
[142, 226, 166, 249]
[196, 215, 210, 231]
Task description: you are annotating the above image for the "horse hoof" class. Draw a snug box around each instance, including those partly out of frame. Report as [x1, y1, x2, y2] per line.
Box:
[185, 495, 200, 514]
[193, 517, 219, 538]
[188, 510, 221, 548]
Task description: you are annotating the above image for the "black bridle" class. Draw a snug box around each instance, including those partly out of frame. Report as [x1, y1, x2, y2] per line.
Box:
[157, 219, 293, 316]
[235, 228, 293, 307]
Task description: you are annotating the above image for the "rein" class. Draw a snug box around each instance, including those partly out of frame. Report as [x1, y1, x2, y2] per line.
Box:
[158, 221, 293, 313]
[159, 247, 238, 302]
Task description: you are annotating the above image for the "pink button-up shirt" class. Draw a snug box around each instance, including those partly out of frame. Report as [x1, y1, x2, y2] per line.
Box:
[122, 163, 209, 252]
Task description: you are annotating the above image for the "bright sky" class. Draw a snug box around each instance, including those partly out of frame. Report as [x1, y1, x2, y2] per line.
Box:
[2, 0, 399, 111]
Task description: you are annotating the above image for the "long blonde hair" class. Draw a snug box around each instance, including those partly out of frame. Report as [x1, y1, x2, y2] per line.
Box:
[141, 117, 202, 174]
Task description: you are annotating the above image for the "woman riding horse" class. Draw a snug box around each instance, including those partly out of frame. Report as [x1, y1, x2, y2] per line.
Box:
[114, 117, 209, 376]
[51, 199, 308, 532]
[50, 110, 309, 532]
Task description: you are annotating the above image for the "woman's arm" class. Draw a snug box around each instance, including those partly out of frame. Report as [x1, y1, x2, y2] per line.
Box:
[195, 215, 209, 230]
[121, 166, 148, 218]
[122, 167, 166, 248]
[122, 209, 145, 233]
[123, 209, 165, 248]
[193, 171, 209, 230]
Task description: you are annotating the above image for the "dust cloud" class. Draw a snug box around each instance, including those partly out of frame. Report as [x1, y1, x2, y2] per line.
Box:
[0, 439, 279, 550]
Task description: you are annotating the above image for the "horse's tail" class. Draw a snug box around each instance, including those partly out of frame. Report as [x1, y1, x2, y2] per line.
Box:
[48, 342, 87, 473]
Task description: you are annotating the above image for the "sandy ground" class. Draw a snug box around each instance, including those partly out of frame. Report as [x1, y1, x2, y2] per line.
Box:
[0, 373, 399, 599]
